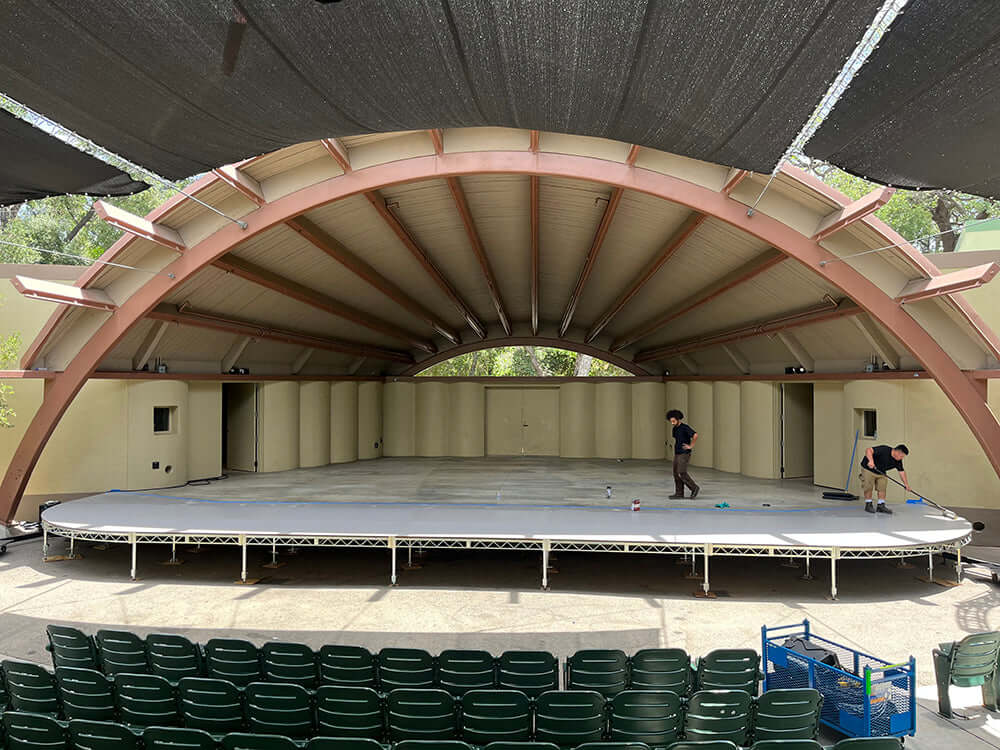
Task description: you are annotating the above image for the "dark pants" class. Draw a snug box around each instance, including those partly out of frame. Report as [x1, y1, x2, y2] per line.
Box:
[673, 452, 699, 495]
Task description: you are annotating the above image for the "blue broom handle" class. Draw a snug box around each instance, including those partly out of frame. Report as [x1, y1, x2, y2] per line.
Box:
[845, 429, 859, 491]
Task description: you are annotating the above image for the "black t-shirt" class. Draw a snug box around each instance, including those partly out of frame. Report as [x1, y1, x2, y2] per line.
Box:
[672, 423, 696, 455]
[861, 444, 904, 474]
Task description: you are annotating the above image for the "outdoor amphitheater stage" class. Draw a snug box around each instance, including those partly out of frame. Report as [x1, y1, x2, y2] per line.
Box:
[39, 457, 972, 598]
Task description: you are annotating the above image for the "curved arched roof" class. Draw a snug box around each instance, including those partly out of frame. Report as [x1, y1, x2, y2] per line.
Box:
[4, 127, 1000, 521]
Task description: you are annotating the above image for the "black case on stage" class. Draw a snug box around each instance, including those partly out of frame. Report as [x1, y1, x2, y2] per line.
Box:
[782, 637, 843, 670]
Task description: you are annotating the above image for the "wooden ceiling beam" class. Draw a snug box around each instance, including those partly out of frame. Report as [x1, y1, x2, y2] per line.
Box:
[321, 138, 352, 172]
[94, 201, 185, 252]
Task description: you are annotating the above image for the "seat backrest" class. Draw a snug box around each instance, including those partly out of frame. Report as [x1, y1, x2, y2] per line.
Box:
[2, 710, 69, 750]
[3, 661, 61, 716]
[438, 651, 496, 696]
[753, 689, 822, 742]
[459, 689, 531, 746]
[306, 738, 385, 750]
[54, 668, 115, 722]
[948, 631, 1000, 686]
[114, 673, 179, 727]
[750, 741, 824, 750]
[260, 643, 317, 688]
[575, 744, 650, 750]
[46, 626, 98, 672]
[395, 742, 473, 750]
[204, 640, 262, 688]
[497, 652, 558, 697]
[244, 682, 314, 738]
[219, 732, 299, 750]
[609, 689, 683, 747]
[95, 631, 149, 677]
[386, 688, 458, 742]
[483, 743, 560, 750]
[684, 690, 753, 747]
[696, 651, 760, 695]
[663, 743, 738, 750]
[534, 690, 606, 748]
[178, 677, 245, 734]
[318, 646, 377, 689]
[142, 726, 217, 750]
[831, 740, 902, 750]
[314, 685, 383, 740]
[566, 650, 629, 697]
[629, 650, 692, 695]
[146, 634, 203, 683]
[67, 719, 140, 750]
[379, 649, 436, 691]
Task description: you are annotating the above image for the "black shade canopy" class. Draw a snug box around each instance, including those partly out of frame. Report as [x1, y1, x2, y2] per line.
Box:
[0, 0, 882, 179]
[0, 110, 147, 207]
[807, 0, 1000, 198]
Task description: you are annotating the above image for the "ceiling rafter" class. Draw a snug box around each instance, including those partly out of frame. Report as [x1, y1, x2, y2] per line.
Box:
[94, 201, 185, 252]
[321, 138, 352, 172]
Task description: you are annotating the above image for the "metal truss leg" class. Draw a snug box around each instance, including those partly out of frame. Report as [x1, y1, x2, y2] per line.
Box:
[542, 541, 551, 590]
[801, 551, 814, 581]
[928, 551, 934, 583]
[42, 526, 48, 557]
[955, 547, 963, 583]
[829, 550, 839, 600]
[69, 537, 75, 558]
[240, 536, 248, 583]
[130, 534, 137, 581]
[390, 537, 397, 586]
[702, 546, 711, 594]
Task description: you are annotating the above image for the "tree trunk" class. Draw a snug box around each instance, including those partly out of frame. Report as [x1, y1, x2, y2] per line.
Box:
[65, 207, 95, 244]
[524, 346, 549, 376]
[931, 194, 958, 253]
[573, 353, 594, 376]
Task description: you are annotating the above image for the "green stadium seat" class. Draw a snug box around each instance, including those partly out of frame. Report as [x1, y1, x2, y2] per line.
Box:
[609, 690, 683, 749]
[53, 669, 115, 722]
[459, 690, 531, 746]
[260, 644, 317, 689]
[749, 741, 824, 750]
[386, 689, 457, 742]
[203, 642, 262, 689]
[566, 651, 628, 697]
[683, 691, 753, 747]
[114, 673, 179, 728]
[483, 744, 559, 750]
[219, 733, 298, 750]
[576, 743, 650, 750]
[831, 740, 902, 750]
[378, 650, 436, 692]
[46, 628, 98, 672]
[395, 741, 472, 750]
[752, 689, 822, 742]
[142, 726, 218, 750]
[66, 720, 139, 750]
[629, 651, 692, 695]
[147, 635, 204, 684]
[95, 632, 148, 677]
[695, 652, 760, 695]
[243, 683, 313, 738]
[2, 711, 69, 750]
[664, 743, 738, 750]
[178, 678, 244, 735]
[3, 662, 61, 716]
[497, 653, 558, 697]
[438, 651, 496, 696]
[306, 738, 384, 750]
[533, 690, 605, 748]
[314, 686, 382, 740]
[932, 630, 1000, 718]
[1, 665, 9, 711]
[317, 647, 377, 690]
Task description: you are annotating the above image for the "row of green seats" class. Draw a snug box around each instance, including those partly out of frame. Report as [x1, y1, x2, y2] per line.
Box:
[1, 662, 820, 749]
[0, 712, 904, 750]
[45, 626, 760, 696]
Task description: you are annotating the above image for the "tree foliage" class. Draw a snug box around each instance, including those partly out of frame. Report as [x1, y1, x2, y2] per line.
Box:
[418, 346, 629, 377]
[0, 329, 18, 428]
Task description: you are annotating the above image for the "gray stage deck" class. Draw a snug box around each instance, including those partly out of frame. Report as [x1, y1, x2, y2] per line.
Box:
[40, 458, 971, 596]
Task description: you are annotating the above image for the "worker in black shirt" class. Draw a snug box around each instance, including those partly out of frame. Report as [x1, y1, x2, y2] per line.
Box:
[860, 443, 910, 515]
[666, 409, 700, 499]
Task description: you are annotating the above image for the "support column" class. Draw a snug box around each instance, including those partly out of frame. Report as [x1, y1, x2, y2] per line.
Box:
[130, 533, 137, 581]
[703, 545, 711, 594]
[390, 536, 397, 586]
[542, 540, 551, 590]
[830, 549, 839, 600]
[240, 535, 247, 583]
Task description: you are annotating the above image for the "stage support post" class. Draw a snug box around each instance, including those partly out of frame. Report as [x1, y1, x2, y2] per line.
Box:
[956, 547, 962, 583]
[801, 551, 814, 581]
[542, 540, 551, 590]
[69, 536, 74, 558]
[42, 525, 48, 557]
[389, 537, 397, 586]
[829, 549, 839, 600]
[928, 551, 934, 583]
[240, 535, 247, 583]
[702, 544, 711, 594]
[130, 533, 137, 581]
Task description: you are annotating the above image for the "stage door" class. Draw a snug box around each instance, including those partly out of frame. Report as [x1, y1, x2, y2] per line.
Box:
[781, 383, 814, 478]
[223, 383, 258, 472]
[485, 388, 559, 456]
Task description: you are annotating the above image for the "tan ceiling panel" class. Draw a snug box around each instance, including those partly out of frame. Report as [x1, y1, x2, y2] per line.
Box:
[242, 142, 329, 182]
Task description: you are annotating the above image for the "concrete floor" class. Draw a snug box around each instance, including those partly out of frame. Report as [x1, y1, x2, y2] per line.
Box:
[2, 458, 994, 749]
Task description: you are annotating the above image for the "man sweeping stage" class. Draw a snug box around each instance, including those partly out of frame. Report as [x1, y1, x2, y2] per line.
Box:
[860, 444, 910, 515]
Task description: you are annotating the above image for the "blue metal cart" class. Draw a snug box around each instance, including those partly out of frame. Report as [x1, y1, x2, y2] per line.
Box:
[762, 620, 916, 739]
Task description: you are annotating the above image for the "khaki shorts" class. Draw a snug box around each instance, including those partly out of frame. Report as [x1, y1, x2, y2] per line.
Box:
[860, 470, 887, 494]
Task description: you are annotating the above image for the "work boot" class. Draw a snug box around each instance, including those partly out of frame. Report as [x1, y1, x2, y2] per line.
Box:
[864, 501, 875, 513]
[690, 486, 700, 499]
[669, 493, 684, 499]
[876, 503, 893, 515]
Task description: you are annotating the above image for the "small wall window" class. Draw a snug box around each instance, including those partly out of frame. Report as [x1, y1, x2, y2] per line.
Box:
[153, 406, 175, 434]
[862, 409, 877, 439]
